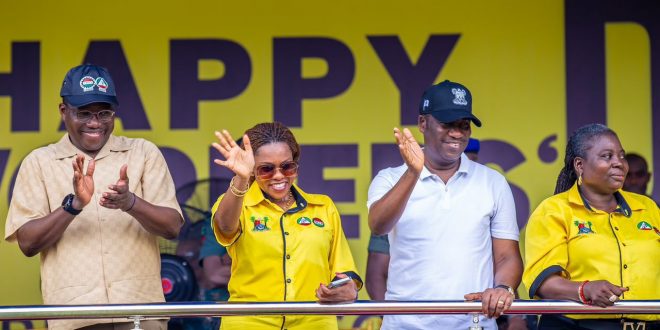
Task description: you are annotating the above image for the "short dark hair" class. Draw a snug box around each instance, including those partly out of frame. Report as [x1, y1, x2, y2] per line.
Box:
[245, 122, 300, 162]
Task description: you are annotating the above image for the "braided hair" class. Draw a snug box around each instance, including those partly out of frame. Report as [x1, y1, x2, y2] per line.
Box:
[245, 122, 300, 162]
[554, 123, 618, 194]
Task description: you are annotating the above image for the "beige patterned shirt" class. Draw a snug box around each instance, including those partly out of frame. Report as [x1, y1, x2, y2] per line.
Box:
[5, 134, 183, 330]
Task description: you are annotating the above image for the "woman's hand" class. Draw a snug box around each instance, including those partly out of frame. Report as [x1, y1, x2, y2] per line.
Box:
[316, 273, 358, 304]
[582, 280, 628, 307]
[211, 130, 254, 179]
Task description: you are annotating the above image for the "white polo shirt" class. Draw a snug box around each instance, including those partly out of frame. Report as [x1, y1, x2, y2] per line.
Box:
[367, 153, 519, 330]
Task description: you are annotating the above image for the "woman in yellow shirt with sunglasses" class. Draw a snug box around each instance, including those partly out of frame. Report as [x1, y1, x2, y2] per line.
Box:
[210, 122, 362, 330]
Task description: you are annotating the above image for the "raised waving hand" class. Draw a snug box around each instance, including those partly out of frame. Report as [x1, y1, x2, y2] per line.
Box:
[212, 130, 254, 179]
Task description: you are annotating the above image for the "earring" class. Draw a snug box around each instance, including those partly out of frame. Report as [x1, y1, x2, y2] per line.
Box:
[577, 174, 583, 186]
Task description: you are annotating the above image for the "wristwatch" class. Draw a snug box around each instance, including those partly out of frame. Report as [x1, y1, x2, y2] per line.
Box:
[495, 284, 515, 296]
[61, 193, 82, 215]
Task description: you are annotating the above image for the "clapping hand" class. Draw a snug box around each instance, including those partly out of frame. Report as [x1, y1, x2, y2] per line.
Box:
[100, 164, 135, 211]
[212, 130, 254, 180]
[72, 155, 95, 209]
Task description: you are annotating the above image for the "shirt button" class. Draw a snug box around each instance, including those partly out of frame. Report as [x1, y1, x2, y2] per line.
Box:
[286, 254, 291, 259]
[286, 278, 292, 283]
[614, 227, 619, 230]
[284, 232, 289, 235]
[623, 264, 628, 269]
[621, 243, 626, 247]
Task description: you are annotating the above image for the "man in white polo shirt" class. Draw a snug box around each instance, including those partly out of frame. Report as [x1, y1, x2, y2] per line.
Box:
[367, 80, 522, 329]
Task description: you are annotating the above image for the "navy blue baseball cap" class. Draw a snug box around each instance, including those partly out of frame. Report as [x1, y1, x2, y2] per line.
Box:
[60, 64, 119, 108]
[419, 80, 481, 127]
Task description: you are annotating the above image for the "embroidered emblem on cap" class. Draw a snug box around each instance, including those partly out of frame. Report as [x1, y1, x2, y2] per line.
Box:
[574, 220, 594, 234]
[451, 88, 468, 105]
[637, 221, 652, 230]
[80, 76, 96, 92]
[95, 77, 109, 92]
[422, 99, 430, 111]
[312, 217, 325, 228]
[251, 216, 270, 232]
[297, 217, 312, 226]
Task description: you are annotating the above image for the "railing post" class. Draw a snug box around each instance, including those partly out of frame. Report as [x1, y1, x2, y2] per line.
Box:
[468, 313, 483, 330]
[130, 316, 143, 330]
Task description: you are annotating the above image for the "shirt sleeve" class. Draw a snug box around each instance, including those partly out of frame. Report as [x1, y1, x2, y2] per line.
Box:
[140, 140, 183, 220]
[366, 168, 396, 210]
[210, 193, 242, 246]
[4, 152, 50, 242]
[326, 199, 363, 290]
[367, 233, 390, 255]
[523, 199, 571, 298]
[490, 175, 520, 241]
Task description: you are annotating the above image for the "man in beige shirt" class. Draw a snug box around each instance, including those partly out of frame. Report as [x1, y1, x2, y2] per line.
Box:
[4, 64, 184, 330]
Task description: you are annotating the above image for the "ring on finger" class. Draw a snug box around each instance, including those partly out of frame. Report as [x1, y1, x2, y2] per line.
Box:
[497, 300, 505, 305]
[608, 294, 618, 302]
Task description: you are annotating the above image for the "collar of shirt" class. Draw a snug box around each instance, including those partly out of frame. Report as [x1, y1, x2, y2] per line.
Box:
[567, 182, 646, 217]
[242, 182, 327, 210]
[53, 134, 132, 160]
[419, 152, 473, 181]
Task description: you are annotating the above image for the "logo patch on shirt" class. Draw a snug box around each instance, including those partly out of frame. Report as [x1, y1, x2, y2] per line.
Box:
[297, 217, 312, 226]
[637, 221, 652, 230]
[250, 216, 270, 231]
[574, 220, 594, 234]
[312, 217, 325, 228]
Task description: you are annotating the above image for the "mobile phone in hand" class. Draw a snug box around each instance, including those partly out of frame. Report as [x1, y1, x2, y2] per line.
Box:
[328, 277, 352, 289]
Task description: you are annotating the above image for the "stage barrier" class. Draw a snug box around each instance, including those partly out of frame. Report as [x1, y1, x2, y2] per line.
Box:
[1, 300, 659, 329]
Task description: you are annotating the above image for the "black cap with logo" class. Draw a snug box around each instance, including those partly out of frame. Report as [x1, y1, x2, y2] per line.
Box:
[418, 80, 481, 127]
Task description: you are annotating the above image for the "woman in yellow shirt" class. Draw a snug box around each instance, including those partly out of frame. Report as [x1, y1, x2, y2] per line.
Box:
[210, 122, 362, 330]
[523, 123, 659, 329]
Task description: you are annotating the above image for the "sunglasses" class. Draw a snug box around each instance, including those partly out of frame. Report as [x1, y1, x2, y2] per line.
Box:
[72, 109, 116, 123]
[256, 161, 299, 179]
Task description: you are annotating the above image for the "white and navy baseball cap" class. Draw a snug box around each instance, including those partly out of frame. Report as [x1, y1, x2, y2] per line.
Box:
[419, 80, 481, 127]
[60, 64, 118, 108]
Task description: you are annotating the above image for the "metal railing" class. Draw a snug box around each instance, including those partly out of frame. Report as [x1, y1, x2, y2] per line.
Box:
[1, 300, 658, 321]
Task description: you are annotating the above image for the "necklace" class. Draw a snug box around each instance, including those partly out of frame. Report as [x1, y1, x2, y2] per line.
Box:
[273, 191, 295, 210]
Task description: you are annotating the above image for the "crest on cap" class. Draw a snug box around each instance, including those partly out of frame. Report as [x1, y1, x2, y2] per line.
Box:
[60, 64, 119, 108]
[451, 88, 468, 106]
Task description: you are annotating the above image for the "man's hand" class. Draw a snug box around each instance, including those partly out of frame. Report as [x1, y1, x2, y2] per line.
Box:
[72, 155, 95, 209]
[394, 127, 424, 175]
[100, 164, 135, 211]
[464, 286, 515, 318]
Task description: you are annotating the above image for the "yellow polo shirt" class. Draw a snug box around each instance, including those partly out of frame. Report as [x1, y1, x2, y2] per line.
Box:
[211, 183, 362, 330]
[523, 183, 659, 321]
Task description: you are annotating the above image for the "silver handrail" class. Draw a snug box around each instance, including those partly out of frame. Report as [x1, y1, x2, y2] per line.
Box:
[1, 301, 659, 321]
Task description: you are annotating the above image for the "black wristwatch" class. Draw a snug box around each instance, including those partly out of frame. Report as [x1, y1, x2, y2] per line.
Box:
[61, 193, 82, 215]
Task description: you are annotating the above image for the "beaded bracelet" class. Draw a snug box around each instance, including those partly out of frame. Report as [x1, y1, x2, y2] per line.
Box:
[229, 176, 250, 197]
[578, 280, 591, 305]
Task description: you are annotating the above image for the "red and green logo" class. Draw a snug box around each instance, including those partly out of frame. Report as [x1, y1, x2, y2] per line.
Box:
[637, 221, 652, 230]
[297, 217, 311, 226]
[95, 77, 109, 92]
[312, 217, 325, 228]
[79, 76, 96, 91]
[574, 220, 594, 234]
[251, 216, 270, 232]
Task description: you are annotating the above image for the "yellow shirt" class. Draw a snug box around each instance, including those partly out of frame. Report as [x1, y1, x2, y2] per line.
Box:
[523, 183, 660, 321]
[212, 183, 362, 330]
[4, 134, 182, 330]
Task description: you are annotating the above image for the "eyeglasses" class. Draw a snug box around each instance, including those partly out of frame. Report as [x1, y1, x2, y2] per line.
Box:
[256, 161, 299, 179]
[72, 110, 116, 123]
